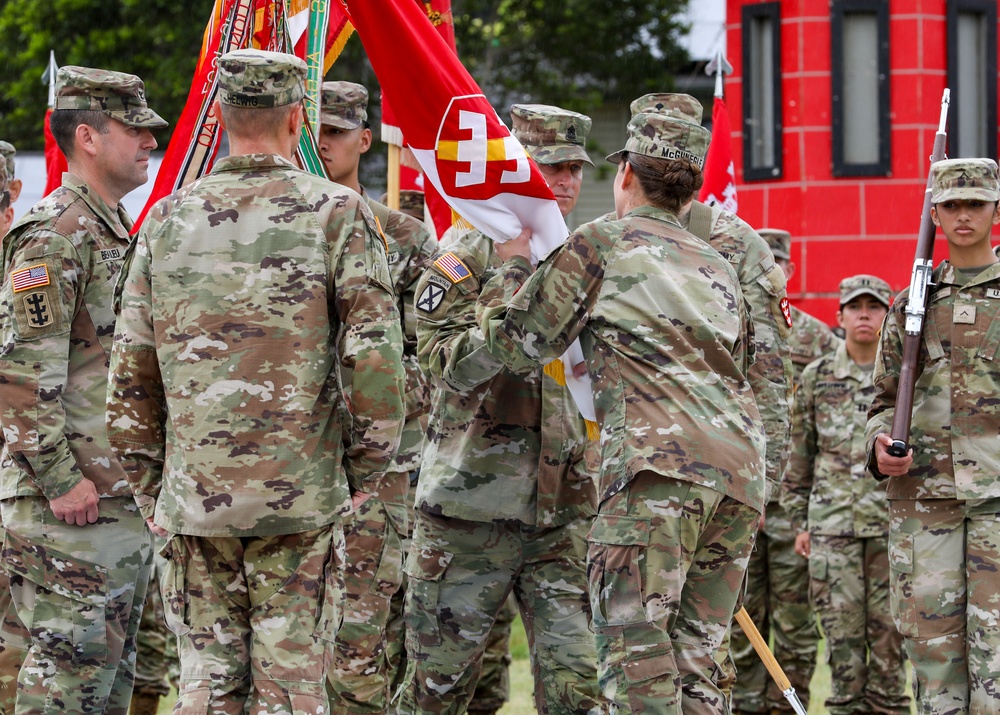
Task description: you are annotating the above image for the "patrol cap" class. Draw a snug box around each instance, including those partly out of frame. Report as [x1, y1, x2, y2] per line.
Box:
[630, 93, 704, 125]
[217, 49, 307, 108]
[839, 274, 891, 307]
[0, 141, 14, 179]
[0, 159, 8, 195]
[54, 66, 167, 128]
[320, 81, 369, 129]
[758, 228, 792, 260]
[930, 157, 1000, 203]
[607, 111, 711, 168]
[510, 104, 593, 166]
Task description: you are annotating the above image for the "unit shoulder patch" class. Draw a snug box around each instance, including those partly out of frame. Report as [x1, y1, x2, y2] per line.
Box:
[416, 282, 448, 314]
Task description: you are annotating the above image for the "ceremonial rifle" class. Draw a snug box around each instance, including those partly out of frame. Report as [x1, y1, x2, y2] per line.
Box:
[735, 607, 807, 715]
[887, 89, 950, 457]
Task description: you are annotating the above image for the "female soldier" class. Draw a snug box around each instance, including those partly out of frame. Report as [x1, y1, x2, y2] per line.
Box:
[478, 111, 765, 714]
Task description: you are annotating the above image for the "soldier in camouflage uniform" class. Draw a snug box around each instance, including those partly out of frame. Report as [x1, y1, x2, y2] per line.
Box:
[396, 104, 602, 715]
[0, 66, 166, 714]
[0, 157, 27, 715]
[0, 142, 22, 207]
[723, 228, 834, 714]
[129, 534, 179, 715]
[620, 94, 796, 713]
[867, 158, 1000, 715]
[783, 275, 909, 715]
[480, 109, 765, 714]
[105, 50, 407, 715]
[317, 79, 435, 715]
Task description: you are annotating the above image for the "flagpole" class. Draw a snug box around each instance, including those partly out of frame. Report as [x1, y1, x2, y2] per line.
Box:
[46, 51, 57, 108]
[706, 47, 733, 100]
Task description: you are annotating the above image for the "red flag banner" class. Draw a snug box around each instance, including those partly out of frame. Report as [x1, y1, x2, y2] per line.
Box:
[343, 0, 567, 262]
[698, 96, 738, 212]
[43, 108, 68, 197]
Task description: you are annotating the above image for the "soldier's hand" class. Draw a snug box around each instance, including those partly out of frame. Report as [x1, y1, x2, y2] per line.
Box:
[494, 228, 532, 263]
[794, 531, 810, 559]
[874, 433, 913, 477]
[49, 478, 100, 526]
[146, 518, 169, 538]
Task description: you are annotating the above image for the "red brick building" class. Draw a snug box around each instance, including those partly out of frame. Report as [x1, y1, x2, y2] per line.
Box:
[726, 0, 999, 324]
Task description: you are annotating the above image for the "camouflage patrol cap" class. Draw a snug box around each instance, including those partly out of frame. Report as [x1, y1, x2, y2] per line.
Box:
[606, 111, 711, 168]
[839, 274, 891, 307]
[320, 81, 369, 129]
[217, 49, 307, 108]
[0, 159, 8, 195]
[930, 157, 1000, 203]
[54, 66, 167, 128]
[630, 93, 704, 125]
[510, 104, 593, 166]
[758, 228, 792, 260]
[0, 141, 14, 179]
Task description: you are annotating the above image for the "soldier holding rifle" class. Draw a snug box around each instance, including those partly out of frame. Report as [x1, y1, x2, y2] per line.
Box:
[866, 157, 1000, 715]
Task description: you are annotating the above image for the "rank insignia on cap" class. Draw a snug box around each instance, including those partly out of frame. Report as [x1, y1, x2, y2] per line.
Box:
[434, 252, 472, 284]
[11, 264, 50, 293]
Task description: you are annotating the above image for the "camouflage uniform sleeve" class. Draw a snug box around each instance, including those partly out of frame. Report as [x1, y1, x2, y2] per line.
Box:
[107, 227, 166, 519]
[479, 229, 601, 372]
[865, 304, 904, 479]
[781, 359, 819, 532]
[395, 221, 435, 420]
[334, 205, 407, 493]
[0, 230, 88, 501]
[415, 236, 509, 392]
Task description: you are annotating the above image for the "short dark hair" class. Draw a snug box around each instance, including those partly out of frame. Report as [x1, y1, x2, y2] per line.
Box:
[621, 151, 704, 213]
[221, 102, 298, 139]
[0, 190, 9, 212]
[49, 109, 110, 160]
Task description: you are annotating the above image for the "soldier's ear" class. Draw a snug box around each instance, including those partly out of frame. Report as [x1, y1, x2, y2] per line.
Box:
[930, 206, 941, 227]
[8, 178, 21, 204]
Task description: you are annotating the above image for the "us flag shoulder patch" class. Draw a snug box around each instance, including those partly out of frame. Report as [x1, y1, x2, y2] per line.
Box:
[434, 252, 472, 284]
[11, 264, 50, 293]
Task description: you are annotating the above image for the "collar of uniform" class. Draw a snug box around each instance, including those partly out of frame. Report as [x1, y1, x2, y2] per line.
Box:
[621, 204, 683, 228]
[831, 341, 863, 381]
[61, 172, 132, 240]
[937, 259, 1000, 289]
[210, 153, 300, 175]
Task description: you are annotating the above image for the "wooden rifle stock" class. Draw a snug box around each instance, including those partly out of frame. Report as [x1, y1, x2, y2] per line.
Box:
[887, 89, 950, 457]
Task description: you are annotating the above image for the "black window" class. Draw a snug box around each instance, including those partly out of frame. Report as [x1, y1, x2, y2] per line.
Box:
[831, 0, 891, 176]
[742, 2, 782, 181]
[948, 0, 997, 159]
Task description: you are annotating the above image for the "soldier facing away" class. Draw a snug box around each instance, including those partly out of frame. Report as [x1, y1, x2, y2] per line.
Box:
[0, 66, 166, 714]
[480, 108, 765, 714]
[867, 157, 1000, 715]
[396, 103, 603, 715]
[106, 49, 406, 714]
[317, 79, 436, 715]
[782, 274, 909, 715]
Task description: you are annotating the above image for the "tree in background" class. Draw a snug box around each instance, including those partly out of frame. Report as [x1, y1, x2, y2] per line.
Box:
[0, 0, 213, 149]
[0, 0, 691, 151]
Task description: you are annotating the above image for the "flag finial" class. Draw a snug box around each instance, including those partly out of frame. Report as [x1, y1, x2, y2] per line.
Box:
[705, 47, 733, 99]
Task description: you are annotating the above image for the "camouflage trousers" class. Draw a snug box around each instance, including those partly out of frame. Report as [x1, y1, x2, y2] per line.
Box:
[327, 475, 408, 715]
[808, 534, 909, 715]
[396, 511, 602, 715]
[162, 525, 344, 715]
[723, 501, 818, 713]
[467, 594, 517, 714]
[889, 498, 1000, 715]
[0, 525, 26, 715]
[0, 496, 152, 715]
[588, 473, 759, 715]
[133, 533, 178, 699]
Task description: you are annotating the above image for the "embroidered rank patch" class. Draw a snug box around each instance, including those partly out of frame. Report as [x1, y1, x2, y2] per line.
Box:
[953, 303, 976, 324]
[11, 264, 50, 293]
[416, 282, 448, 313]
[779, 297, 792, 328]
[21, 291, 53, 328]
[434, 252, 472, 284]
